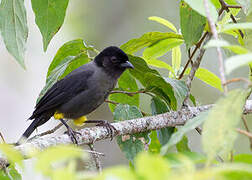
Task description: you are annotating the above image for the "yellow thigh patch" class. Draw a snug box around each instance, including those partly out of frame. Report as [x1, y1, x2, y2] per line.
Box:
[54, 111, 64, 120]
[74, 116, 87, 127]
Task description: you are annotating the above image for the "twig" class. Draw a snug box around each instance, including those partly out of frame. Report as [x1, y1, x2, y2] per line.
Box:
[242, 116, 252, 149]
[28, 123, 64, 141]
[204, 0, 228, 94]
[223, 78, 251, 86]
[218, 0, 244, 38]
[178, 32, 208, 80]
[0, 132, 5, 143]
[110, 90, 146, 97]
[236, 128, 252, 139]
[88, 144, 102, 173]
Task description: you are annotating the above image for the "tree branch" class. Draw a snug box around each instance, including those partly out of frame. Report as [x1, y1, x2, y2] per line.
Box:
[0, 100, 252, 168]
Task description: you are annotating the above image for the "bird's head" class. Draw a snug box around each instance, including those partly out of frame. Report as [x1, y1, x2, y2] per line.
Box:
[94, 46, 134, 77]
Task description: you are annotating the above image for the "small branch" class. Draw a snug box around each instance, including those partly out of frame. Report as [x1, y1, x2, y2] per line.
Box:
[0, 132, 5, 143]
[223, 78, 251, 86]
[242, 116, 252, 149]
[204, 0, 228, 94]
[88, 144, 102, 173]
[110, 90, 146, 97]
[28, 122, 64, 141]
[236, 128, 252, 139]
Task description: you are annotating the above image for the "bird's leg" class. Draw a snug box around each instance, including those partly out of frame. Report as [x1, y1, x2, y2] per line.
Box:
[85, 120, 117, 140]
[59, 119, 81, 144]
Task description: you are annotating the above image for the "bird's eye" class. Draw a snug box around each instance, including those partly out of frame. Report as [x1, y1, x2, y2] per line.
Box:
[110, 56, 118, 63]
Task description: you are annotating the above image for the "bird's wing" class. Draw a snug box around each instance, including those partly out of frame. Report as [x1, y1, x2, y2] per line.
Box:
[30, 69, 94, 119]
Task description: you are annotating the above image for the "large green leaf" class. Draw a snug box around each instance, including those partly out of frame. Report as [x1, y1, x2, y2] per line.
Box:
[180, 1, 206, 48]
[121, 32, 183, 54]
[202, 89, 248, 164]
[108, 70, 139, 112]
[183, 0, 218, 22]
[205, 39, 249, 54]
[129, 55, 177, 110]
[144, 58, 175, 75]
[225, 53, 252, 74]
[233, 154, 252, 164]
[172, 46, 182, 74]
[0, 0, 28, 69]
[176, 135, 191, 152]
[149, 130, 162, 154]
[114, 104, 147, 162]
[143, 38, 183, 60]
[37, 40, 92, 102]
[161, 111, 208, 155]
[151, 96, 175, 146]
[31, 0, 69, 51]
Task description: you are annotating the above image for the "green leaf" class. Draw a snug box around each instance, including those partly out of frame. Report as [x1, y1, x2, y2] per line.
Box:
[151, 96, 175, 145]
[143, 38, 183, 60]
[148, 16, 177, 32]
[108, 70, 139, 112]
[0, 165, 22, 180]
[164, 78, 188, 107]
[221, 23, 252, 32]
[195, 68, 223, 92]
[129, 55, 177, 110]
[114, 104, 147, 162]
[161, 111, 208, 155]
[37, 40, 92, 102]
[176, 135, 191, 152]
[95, 166, 136, 180]
[225, 53, 252, 74]
[205, 39, 249, 54]
[149, 131, 161, 154]
[144, 58, 175, 75]
[233, 154, 252, 164]
[0, 144, 23, 167]
[121, 32, 183, 54]
[180, 1, 206, 48]
[135, 153, 170, 180]
[202, 89, 247, 164]
[31, 0, 69, 51]
[165, 151, 206, 167]
[172, 46, 182, 73]
[35, 145, 85, 175]
[183, 0, 218, 22]
[0, 0, 28, 69]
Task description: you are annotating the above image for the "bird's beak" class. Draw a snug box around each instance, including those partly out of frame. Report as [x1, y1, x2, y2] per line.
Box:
[120, 61, 134, 69]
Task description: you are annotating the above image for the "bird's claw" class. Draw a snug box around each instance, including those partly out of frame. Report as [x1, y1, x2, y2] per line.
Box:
[96, 120, 117, 141]
[65, 128, 81, 145]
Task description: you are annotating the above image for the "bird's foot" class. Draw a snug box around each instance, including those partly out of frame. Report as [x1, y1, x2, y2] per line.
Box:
[96, 120, 117, 141]
[64, 128, 81, 145]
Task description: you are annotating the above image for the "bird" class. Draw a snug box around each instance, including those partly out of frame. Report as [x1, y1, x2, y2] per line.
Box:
[18, 46, 134, 144]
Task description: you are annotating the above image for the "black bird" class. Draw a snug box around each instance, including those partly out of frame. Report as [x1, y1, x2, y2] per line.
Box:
[19, 46, 134, 144]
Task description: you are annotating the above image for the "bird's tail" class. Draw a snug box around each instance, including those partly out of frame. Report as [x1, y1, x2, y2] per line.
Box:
[17, 116, 44, 144]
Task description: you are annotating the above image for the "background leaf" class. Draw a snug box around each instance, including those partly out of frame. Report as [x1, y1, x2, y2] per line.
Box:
[0, 0, 28, 68]
[148, 16, 178, 32]
[183, 0, 218, 22]
[161, 111, 208, 155]
[180, 1, 206, 48]
[31, 0, 69, 51]
[143, 38, 183, 60]
[225, 53, 252, 74]
[114, 104, 147, 162]
[121, 32, 182, 54]
[202, 89, 247, 164]
[0, 144, 23, 167]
